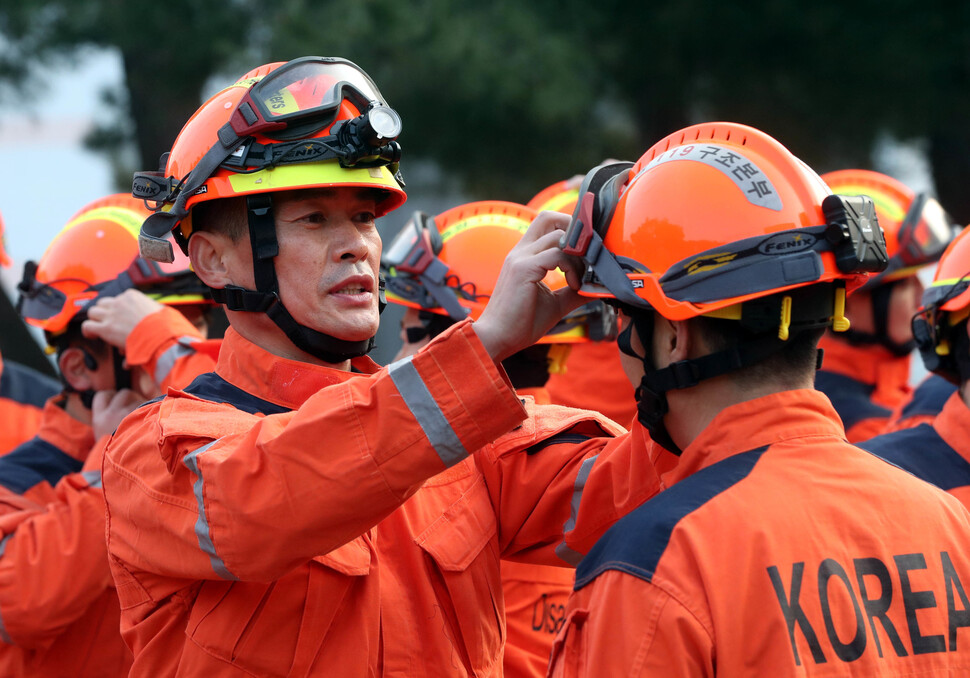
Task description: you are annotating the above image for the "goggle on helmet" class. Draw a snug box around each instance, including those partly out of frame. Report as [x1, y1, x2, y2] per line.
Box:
[382, 201, 616, 344]
[911, 224, 970, 380]
[822, 169, 959, 287]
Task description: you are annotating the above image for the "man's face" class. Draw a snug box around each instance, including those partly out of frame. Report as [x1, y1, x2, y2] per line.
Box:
[270, 187, 383, 342]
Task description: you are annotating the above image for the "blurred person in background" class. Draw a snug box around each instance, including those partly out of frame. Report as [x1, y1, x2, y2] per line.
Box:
[383, 200, 622, 678]
[861, 224, 970, 507]
[0, 193, 217, 677]
[815, 169, 959, 441]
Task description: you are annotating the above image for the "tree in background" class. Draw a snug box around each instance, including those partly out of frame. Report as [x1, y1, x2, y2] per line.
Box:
[2, 0, 970, 220]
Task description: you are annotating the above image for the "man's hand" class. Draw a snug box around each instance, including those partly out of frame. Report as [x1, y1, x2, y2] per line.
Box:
[474, 211, 586, 363]
[81, 289, 164, 350]
[91, 389, 144, 440]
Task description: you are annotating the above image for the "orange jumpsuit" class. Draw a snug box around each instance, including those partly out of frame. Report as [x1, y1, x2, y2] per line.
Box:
[0, 354, 60, 456]
[862, 391, 970, 508]
[885, 374, 958, 433]
[549, 389, 970, 677]
[544, 340, 638, 428]
[0, 396, 95, 504]
[0, 309, 217, 677]
[0, 441, 132, 677]
[502, 386, 579, 678]
[103, 322, 643, 677]
[814, 335, 913, 442]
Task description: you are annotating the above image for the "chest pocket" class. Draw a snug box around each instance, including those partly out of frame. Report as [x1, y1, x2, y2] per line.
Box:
[415, 472, 504, 675]
[185, 538, 371, 678]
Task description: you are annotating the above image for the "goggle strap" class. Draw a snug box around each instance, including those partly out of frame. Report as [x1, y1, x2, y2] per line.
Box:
[419, 273, 470, 320]
[583, 230, 652, 309]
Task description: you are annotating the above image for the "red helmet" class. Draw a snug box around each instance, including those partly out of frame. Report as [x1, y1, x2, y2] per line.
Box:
[134, 57, 407, 262]
[822, 169, 958, 286]
[384, 201, 612, 343]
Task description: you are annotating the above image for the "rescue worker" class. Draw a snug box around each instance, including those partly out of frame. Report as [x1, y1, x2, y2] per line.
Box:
[2, 193, 211, 501]
[815, 169, 957, 441]
[547, 122, 970, 676]
[0, 210, 60, 455]
[103, 57, 646, 677]
[860, 224, 970, 507]
[383, 200, 617, 678]
[0, 194, 218, 677]
[526, 180, 638, 426]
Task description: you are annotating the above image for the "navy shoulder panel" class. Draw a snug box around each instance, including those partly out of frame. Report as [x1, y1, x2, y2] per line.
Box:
[859, 425, 970, 492]
[0, 360, 60, 409]
[575, 445, 769, 590]
[815, 370, 891, 429]
[181, 372, 292, 416]
[0, 437, 83, 494]
[898, 375, 957, 421]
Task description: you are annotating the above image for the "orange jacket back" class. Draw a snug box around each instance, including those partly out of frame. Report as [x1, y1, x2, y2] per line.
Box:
[551, 390, 970, 677]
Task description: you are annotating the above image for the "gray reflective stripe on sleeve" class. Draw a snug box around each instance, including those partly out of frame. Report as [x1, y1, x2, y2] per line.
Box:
[182, 440, 237, 581]
[387, 355, 468, 467]
[555, 455, 599, 566]
[154, 337, 199, 384]
[0, 535, 12, 644]
[81, 470, 102, 489]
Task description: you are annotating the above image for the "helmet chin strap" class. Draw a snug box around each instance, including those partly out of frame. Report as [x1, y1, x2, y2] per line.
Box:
[207, 194, 384, 364]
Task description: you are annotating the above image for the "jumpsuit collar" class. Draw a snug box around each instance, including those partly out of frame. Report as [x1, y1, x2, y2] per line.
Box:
[215, 327, 380, 410]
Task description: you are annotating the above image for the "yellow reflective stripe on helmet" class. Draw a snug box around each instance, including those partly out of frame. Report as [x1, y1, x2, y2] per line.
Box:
[538, 190, 580, 214]
[61, 207, 144, 239]
[832, 183, 906, 222]
[702, 303, 743, 320]
[931, 277, 969, 289]
[226, 163, 401, 194]
[439, 214, 531, 243]
[260, 87, 300, 115]
[146, 292, 208, 305]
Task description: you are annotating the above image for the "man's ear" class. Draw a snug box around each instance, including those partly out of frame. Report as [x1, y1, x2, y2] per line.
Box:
[669, 318, 693, 363]
[58, 347, 96, 392]
[188, 231, 232, 289]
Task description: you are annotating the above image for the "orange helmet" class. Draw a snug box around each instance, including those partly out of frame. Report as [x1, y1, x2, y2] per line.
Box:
[911, 224, 970, 382]
[134, 56, 406, 262]
[563, 122, 888, 326]
[133, 57, 406, 364]
[821, 169, 958, 286]
[526, 180, 580, 215]
[0, 210, 11, 268]
[383, 201, 614, 343]
[17, 194, 207, 338]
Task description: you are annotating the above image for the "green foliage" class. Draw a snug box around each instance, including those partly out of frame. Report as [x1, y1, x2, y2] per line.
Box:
[2, 0, 970, 218]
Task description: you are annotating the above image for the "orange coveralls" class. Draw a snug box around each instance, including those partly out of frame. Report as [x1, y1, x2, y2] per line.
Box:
[125, 305, 220, 391]
[549, 389, 970, 677]
[885, 374, 958, 433]
[0, 309, 217, 677]
[103, 322, 648, 677]
[501, 386, 587, 678]
[0, 396, 95, 504]
[814, 334, 913, 442]
[862, 391, 970, 509]
[0, 354, 61, 456]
